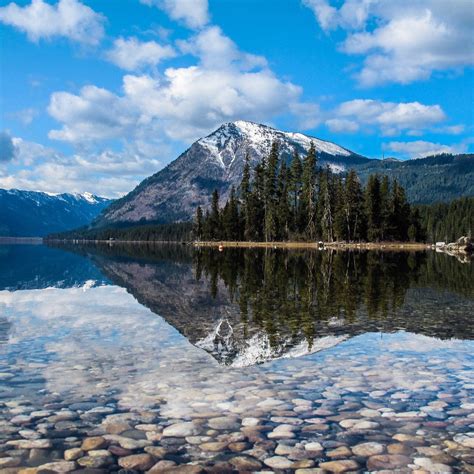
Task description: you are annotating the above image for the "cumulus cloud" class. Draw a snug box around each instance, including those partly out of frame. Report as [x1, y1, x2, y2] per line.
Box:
[140, 0, 209, 29]
[385, 140, 467, 159]
[0, 131, 18, 162]
[106, 37, 176, 71]
[0, 137, 167, 197]
[304, 0, 474, 86]
[0, 0, 105, 45]
[48, 85, 137, 142]
[48, 26, 313, 144]
[325, 118, 359, 133]
[328, 99, 446, 135]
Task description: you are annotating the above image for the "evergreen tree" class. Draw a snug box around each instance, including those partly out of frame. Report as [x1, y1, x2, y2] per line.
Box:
[301, 143, 317, 239]
[209, 189, 221, 240]
[319, 168, 334, 242]
[391, 179, 411, 241]
[333, 174, 346, 241]
[264, 142, 279, 241]
[365, 175, 382, 241]
[276, 160, 290, 240]
[344, 170, 364, 241]
[380, 176, 392, 240]
[194, 206, 203, 241]
[288, 151, 303, 235]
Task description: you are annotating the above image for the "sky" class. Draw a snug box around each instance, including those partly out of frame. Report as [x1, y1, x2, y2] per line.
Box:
[0, 0, 473, 198]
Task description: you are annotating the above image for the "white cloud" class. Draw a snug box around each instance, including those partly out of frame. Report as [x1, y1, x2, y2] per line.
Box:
[304, 0, 474, 86]
[0, 137, 168, 197]
[48, 85, 137, 142]
[47, 26, 312, 144]
[178, 25, 267, 70]
[385, 140, 467, 158]
[325, 118, 359, 133]
[106, 37, 176, 71]
[0, 0, 105, 45]
[140, 0, 209, 29]
[330, 99, 446, 135]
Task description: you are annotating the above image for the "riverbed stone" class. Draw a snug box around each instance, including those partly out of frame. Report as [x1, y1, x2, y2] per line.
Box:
[319, 459, 359, 473]
[36, 461, 76, 472]
[64, 447, 84, 461]
[352, 441, 385, 457]
[162, 422, 199, 437]
[118, 453, 155, 471]
[81, 436, 107, 451]
[366, 454, 411, 470]
[228, 456, 262, 471]
[264, 456, 294, 469]
[207, 417, 240, 430]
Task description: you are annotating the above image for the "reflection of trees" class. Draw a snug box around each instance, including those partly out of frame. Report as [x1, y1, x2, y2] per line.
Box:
[194, 248, 473, 345]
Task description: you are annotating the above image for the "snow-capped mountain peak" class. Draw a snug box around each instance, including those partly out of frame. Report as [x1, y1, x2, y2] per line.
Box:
[197, 120, 352, 171]
[97, 121, 371, 226]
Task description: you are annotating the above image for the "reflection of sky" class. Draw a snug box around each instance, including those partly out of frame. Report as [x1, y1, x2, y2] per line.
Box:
[1, 284, 473, 420]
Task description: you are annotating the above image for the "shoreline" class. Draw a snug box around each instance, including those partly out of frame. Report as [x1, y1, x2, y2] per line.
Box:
[193, 241, 432, 250]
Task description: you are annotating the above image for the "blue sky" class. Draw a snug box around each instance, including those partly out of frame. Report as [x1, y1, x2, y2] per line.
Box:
[0, 0, 473, 197]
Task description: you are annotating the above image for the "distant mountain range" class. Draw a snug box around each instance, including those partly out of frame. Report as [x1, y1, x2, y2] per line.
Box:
[95, 121, 473, 227]
[0, 189, 112, 237]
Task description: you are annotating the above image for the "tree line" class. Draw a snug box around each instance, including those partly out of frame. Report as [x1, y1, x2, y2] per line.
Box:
[416, 196, 473, 243]
[195, 142, 425, 243]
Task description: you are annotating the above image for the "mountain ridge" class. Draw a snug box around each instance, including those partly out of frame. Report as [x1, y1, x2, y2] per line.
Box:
[95, 121, 473, 227]
[0, 188, 112, 237]
[96, 120, 372, 226]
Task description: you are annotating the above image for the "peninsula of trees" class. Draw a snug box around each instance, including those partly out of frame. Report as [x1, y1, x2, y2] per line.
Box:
[195, 142, 425, 243]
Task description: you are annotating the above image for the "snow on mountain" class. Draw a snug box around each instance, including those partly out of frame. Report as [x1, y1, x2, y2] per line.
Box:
[198, 120, 352, 170]
[0, 189, 112, 237]
[97, 120, 370, 226]
[194, 316, 348, 367]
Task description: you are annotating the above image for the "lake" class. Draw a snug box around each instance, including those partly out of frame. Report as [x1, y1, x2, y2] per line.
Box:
[0, 243, 473, 473]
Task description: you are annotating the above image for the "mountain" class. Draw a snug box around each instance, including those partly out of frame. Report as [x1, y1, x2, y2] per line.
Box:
[354, 153, 474, 204]
[95, 121, 473, 227]
[0, 189, 112, 237]
[96, 120, 370, 226]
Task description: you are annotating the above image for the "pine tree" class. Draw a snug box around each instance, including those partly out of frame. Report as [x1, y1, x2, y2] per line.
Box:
[301, 143, 317, 239]
[319, 168, 334, 242]
[264, 142, 279, 241]
[344, 170, 364, 241]
[288, 151, 303, 235]
[194, 206, 203, 241]
[380, 176, 392, 240]
[210, 189, 221, 240]
[276, 159, 290, 240]
[391, 179, 411, 241]
[333, 174, 346, 241]
[251, 160, 266, 241]
[365, 175, 382, 241]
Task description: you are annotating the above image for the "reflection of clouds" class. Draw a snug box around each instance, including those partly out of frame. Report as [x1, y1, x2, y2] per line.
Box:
[380, 331, 473, 353]
[1, 286, 473, 420]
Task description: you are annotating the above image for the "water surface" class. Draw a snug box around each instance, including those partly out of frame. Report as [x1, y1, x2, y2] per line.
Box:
[0, 244, 473, 473]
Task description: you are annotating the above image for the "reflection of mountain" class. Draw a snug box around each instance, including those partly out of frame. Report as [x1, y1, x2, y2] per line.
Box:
[56, 244, 474, 366]
[0, 244, 108, 290]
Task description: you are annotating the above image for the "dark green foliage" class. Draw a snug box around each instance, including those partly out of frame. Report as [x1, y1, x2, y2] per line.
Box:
[47, 221, 193, 241]
[199, 140, 426, 242]
[417, 196, 473, 242]
[353, 153, 474, 204]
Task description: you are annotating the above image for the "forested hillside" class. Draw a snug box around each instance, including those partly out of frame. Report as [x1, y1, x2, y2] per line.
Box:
[353, 154, 473, 204]
[417, 197, 473, 242]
